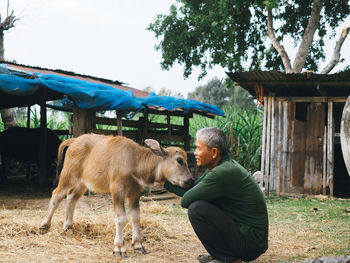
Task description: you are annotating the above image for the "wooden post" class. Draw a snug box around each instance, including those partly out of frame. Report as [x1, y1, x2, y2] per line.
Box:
[327, 101, 334, 196]
[276, 101, 283, 195]
[38, 90, 48, 186]
[270, 94, 276, 190]
[323, 125, 327, 195]
[144, 110, 149, 140]
[27, 106, 31, 128]
[72, 107, 94, 137]
[260, 96, 268, 191]
[167, 114, 171, 145]
[26, 106, 31, 180]
[264, 95, 272, 196]
[184, 115, 190, 151]
[116, 111, 123, 136]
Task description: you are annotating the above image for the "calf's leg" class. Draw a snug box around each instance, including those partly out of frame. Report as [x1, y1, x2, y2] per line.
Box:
[111, 189, 127, 258]
[40, 185, 68, 231]
[128, 195, 147, 254]
[63, 184, 87, 230]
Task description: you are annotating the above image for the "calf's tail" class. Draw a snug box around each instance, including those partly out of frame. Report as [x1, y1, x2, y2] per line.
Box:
[54, 138, 76, 186]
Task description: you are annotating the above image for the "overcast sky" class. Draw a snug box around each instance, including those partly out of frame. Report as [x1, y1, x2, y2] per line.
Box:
[1, 0, 349, 97]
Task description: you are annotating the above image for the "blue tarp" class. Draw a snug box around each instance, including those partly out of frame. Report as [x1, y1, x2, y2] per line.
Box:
[0, 64, 224, 116]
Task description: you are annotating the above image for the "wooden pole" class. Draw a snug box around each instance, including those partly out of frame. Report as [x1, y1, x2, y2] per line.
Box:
[260, 96, 268, 190]
[264, 95, 272, 196]
[27, 106, 31, 128]
[116, 111, 123, 136]
[270, 94, 276, 190]
[184, 115, 190, 151]
[276, 101, 283, 195]
[39, 90, 48, 186]
[72, 108, 94, 137]
[323, 125, 327, 195]
[167, 114, 171, 145]
[26, 106, 31, 180]
[230, 122, 234, 159]
[327, 101, 334, 196]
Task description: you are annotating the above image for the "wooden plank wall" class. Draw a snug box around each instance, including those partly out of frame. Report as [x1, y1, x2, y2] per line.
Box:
[261, 96, 347, 196]
[304, 103, 325, 194]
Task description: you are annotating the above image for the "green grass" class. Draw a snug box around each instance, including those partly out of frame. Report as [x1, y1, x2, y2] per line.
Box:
[266, 195, 350, 261]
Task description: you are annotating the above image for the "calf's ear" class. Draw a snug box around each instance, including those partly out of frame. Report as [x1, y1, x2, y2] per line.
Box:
[144, 139, 168, 157]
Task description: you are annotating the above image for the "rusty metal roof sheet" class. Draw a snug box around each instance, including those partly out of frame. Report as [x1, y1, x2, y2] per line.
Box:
[5, 61, 149, 98]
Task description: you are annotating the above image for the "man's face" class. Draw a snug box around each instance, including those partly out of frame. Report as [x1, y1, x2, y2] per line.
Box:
[194, 138, 216, 168]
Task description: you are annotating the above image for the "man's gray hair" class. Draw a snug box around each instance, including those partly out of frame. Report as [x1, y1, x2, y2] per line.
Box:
[196, 127, 229, 156]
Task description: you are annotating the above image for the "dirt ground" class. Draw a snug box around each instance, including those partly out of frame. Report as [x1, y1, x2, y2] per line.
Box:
[0, 180, 348, 263]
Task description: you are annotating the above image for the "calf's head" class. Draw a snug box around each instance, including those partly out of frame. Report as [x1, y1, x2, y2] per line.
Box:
[144, 139, 193, 188]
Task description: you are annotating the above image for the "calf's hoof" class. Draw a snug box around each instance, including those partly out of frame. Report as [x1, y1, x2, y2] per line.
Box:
[135, 246, 148, 255]
[113, 251, 127, 258]
[39, 225, 49, 234]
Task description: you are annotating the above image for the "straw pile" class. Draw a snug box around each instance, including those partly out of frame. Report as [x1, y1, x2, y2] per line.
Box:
[0, 193, 348, 263]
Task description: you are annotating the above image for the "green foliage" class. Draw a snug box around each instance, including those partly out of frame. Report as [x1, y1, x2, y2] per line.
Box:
[190, 106, 263, 173]
[157, 87, 184, 98]
[14, 107, 71, 140]
[148, 0, 350, 77]
[188, 77, 255, 110]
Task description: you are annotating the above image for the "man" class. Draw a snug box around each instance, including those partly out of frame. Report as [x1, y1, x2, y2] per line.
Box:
[164, 127, 268, 263]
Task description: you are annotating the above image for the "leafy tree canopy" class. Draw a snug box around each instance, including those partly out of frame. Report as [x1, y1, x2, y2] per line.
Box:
[188, 77, 255, 110]
[148, 0, 350, 78]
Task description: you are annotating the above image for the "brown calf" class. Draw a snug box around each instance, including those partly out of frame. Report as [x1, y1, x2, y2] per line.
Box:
[40, 134, 193, 257]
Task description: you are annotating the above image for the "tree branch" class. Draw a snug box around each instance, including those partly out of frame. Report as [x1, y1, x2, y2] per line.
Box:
[0, 10, 19, 31]
[321, 27, 350, 74]
[292, 0, 323, 73]
[266, 8, 292, 73]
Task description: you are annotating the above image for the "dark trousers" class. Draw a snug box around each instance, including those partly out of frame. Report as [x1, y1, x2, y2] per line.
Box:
[188, 200, 259, 262]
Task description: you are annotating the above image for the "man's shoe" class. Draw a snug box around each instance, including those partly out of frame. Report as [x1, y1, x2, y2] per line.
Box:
[198, 254, 213, 263]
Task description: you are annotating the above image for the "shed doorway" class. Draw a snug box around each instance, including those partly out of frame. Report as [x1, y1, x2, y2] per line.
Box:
[334, 102, 350, 197]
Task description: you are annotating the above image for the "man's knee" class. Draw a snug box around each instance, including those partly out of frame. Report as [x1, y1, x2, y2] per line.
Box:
[188, 200, 211, 221]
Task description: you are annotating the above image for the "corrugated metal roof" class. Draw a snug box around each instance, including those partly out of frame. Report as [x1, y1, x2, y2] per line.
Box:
[226, 70, 350, 97]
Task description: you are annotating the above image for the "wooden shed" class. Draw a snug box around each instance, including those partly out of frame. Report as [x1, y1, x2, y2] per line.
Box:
[227, 70, 350, 197]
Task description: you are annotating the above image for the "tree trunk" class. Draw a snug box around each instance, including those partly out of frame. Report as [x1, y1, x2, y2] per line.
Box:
[0, 109, 17, 129]
[321, 27, 350, 74]
[292, 0, 324, 73]
[0, 9, 19, 129]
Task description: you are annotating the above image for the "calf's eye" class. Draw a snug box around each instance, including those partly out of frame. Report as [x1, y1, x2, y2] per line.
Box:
[176, 158, 184, 166]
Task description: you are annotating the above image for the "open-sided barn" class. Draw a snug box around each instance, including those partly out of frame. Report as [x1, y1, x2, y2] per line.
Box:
[227, 70, 350, 197]
[0, 61, 224, 185]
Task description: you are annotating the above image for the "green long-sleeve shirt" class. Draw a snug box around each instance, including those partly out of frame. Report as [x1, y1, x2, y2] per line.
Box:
[164, 154, 268, 255]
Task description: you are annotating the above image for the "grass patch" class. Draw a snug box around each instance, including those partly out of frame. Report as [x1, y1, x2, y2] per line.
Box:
[266, 195, 350, 262]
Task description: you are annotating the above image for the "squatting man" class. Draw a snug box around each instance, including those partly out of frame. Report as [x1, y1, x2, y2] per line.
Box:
[164, 127, 269, 263]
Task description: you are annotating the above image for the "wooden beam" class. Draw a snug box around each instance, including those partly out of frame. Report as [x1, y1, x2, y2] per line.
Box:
[236, 80, 350, 87]
[276, 97, 347, 102]
[146, 108, 193, 118]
